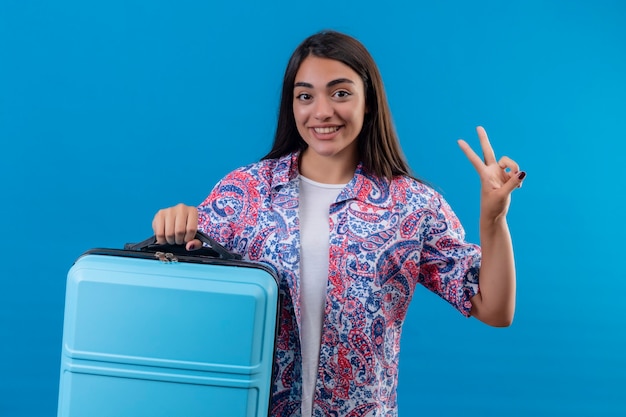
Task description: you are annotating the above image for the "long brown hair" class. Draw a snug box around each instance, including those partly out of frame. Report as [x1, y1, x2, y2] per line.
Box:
[262, 30, 416, 181]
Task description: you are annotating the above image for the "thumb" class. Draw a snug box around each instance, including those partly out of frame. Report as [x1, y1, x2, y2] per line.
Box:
[185, 239, 203, 251]
[504, 171, 526, 193]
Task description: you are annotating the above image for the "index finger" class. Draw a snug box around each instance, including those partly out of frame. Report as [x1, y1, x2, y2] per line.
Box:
[184, 209, 199, 243]
[476, 126, 497, 165]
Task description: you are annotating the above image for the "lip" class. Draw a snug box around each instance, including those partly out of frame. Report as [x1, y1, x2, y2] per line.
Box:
[308, 125, 342, 140]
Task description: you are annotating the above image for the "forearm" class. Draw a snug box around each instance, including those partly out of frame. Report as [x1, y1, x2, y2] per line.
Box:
[471, 217, 516, 326]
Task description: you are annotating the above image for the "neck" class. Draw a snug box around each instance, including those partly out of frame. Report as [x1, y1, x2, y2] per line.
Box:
[299, 149, 357, 184]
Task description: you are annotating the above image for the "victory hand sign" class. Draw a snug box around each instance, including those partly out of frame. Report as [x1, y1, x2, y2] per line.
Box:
[458, 126, 525, 327]
[457, 126, 525, 223]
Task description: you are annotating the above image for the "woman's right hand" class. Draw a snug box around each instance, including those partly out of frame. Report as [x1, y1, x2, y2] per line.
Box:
[152, 203, 202, 250]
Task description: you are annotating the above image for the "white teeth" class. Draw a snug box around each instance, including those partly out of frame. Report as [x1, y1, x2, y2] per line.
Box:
[313, 126, 340, 134]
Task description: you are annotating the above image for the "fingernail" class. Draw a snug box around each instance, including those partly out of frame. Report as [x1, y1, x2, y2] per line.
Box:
[188, 243, 195, 250]
[518, 171, 526, 180]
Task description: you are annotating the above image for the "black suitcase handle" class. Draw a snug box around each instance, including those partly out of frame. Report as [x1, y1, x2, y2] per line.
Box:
[124, 231, 241, 261]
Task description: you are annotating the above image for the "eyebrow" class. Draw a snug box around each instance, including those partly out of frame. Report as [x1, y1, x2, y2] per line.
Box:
[294, 78, 356, 89]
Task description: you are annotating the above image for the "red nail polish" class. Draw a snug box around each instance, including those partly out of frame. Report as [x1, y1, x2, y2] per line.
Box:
[518, 171, 526, 180]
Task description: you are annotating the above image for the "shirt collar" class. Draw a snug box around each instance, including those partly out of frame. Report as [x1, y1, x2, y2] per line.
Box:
[271, 152, 394, 208]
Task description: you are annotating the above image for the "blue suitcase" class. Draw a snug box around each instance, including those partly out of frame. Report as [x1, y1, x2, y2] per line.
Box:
[57, 232, 280, 417]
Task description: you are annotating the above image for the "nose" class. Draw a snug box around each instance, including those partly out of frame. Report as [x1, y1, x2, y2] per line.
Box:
[313, 96, 333, 120]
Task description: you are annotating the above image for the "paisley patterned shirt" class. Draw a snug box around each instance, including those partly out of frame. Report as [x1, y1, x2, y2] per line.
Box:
[197, 152, 481, 417]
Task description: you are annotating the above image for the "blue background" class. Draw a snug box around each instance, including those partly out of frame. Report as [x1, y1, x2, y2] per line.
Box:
[1, 1, 625, 416]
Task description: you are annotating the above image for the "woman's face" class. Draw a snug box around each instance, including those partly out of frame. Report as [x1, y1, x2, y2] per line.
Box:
[293, 56, 366, 172]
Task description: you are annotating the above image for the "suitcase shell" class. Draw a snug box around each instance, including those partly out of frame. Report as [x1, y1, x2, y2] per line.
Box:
[57, 244, 279, 417]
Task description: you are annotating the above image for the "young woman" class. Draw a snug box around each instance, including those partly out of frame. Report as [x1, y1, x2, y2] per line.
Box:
[152, 30, 524, 417]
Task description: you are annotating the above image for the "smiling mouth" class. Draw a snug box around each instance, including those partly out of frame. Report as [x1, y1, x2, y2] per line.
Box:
[313, 126, 340, 134]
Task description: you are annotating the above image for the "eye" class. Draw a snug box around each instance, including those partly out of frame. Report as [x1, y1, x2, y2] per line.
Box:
[295, 92, 312, 101]
[333, 90, 351, 99]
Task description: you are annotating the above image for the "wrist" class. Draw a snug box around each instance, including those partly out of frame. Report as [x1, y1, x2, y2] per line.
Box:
[480, 215, 508, 234]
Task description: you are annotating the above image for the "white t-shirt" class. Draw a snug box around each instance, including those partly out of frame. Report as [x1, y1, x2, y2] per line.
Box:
[298, 175, 345, 417]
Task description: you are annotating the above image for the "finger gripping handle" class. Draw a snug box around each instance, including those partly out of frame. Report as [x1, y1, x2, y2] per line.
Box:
[124, 230, 241, 261]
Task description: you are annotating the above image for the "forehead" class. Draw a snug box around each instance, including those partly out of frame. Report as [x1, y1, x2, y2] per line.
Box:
[294, 56, 362, 87]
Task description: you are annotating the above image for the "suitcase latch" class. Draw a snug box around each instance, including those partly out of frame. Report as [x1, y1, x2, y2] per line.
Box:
[155, 251, 178, 263]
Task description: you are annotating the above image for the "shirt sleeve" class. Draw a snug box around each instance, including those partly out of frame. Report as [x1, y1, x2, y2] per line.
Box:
[196, 168, 260, 253]
[418, 192, 481, 317]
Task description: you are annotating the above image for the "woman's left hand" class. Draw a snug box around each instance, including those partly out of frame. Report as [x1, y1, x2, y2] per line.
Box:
[457, 126, 525, 222]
